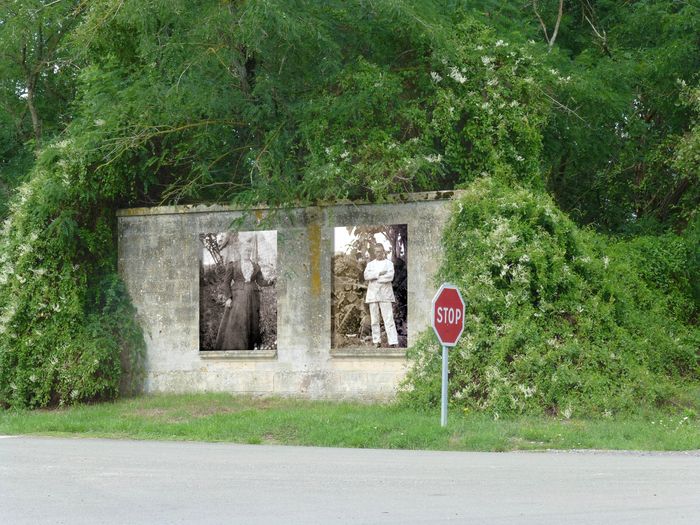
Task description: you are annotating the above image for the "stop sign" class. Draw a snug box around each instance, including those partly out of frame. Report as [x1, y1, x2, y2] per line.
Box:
[431, 283, 465, 346]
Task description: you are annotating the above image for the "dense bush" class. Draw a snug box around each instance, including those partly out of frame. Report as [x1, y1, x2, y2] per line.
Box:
[401, 178, 699, 417]
[0, 139, 145, 409]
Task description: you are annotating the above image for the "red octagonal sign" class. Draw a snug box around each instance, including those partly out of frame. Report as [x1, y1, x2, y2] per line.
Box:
[431, 283, 465, 347]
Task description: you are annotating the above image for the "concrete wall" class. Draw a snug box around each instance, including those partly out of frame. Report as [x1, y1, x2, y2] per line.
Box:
[117, 192, 458, 399]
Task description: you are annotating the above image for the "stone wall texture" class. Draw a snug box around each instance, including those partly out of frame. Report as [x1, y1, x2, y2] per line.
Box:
[117, 192, 458, 399]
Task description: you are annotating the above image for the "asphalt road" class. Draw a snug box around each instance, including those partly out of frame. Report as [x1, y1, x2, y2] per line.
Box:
[1, 435, 699, 524]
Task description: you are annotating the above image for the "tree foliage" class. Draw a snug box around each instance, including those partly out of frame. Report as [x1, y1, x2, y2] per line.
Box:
[0, 0, 697, 408]
[0, 0, 82, 214]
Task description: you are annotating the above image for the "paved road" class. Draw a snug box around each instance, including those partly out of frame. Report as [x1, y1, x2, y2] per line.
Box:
[1, 436, 699, 524]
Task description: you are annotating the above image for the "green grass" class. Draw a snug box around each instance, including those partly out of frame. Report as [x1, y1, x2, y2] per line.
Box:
[1, 393, 699, 451]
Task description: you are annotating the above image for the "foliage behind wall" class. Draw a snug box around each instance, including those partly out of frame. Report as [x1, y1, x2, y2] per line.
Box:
[0, 0, 697, 408]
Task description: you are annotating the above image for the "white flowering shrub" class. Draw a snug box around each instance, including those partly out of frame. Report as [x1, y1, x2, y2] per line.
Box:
[401, 178, 699, 417]
[0, 139, 145, 409]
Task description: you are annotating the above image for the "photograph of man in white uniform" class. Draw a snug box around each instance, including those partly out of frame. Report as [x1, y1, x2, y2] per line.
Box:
[363, 244, 399, 348]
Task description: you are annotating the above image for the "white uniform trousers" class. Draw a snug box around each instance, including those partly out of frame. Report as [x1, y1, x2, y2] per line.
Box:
[369, 301, 398, 345]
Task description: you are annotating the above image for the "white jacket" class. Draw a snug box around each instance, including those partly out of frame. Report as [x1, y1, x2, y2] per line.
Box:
[364, 258, 396, 303]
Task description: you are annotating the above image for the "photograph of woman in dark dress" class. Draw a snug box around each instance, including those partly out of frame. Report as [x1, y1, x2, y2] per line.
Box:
[199, 230, 277, 351]
[215, 238, 274, 350]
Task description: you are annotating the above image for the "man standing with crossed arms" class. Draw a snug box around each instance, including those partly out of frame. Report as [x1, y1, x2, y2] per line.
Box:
[363, 244, 399, 348]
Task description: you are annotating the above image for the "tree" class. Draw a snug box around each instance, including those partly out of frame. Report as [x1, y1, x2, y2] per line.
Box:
[0, 0, 83, 215]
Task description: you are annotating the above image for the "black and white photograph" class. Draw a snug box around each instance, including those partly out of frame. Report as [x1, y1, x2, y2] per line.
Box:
[199, 230, 277, 351]
[332, 224, 408, 349]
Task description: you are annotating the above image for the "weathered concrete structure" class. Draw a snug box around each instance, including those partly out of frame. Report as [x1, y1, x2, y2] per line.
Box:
[117, 192, 458, 399]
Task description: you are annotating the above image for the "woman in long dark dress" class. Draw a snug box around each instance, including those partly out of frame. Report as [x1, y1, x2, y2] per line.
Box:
[215, 239, 273, 350]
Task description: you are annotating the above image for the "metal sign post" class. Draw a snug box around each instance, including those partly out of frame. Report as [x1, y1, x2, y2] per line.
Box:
[441, 345, 448, 427]
[431, 283, 466, 428]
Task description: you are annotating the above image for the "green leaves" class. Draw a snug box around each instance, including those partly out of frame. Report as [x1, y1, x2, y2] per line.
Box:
[0, 0, 698, 409]
[402, 179, 699, 417]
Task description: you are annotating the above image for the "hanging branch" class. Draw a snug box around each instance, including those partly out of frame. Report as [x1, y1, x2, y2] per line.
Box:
[584, 15, 611, 57]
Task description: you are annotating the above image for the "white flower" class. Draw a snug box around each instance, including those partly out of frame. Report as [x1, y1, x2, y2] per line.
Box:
[562, 405, 573, 419]
[94, 119, 106, 127]
[340, 150, 350, 160]
[505, 292, 513, 307]
[517, 384, 536, 398]
[424, 154, 443, 163]
[481, 56, 493, 66]
[500, 263, 511, 277]
[448, 67, 467, 84]
[475, 45, 484, 51]
[603, 256, 609, 269]
[495, 39, 508, 47]
[515, 154, 524, 162]
[430, 71, 442, 83]
[487, 78, 499, 87]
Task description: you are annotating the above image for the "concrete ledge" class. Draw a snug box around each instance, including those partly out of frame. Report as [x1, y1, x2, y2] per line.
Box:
[199, 350, 278, 360]
[330, 348, 407, 359]
[116, 190, 462, 217]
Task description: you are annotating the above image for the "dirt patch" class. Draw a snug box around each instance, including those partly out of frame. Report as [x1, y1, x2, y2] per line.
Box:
[185, 405, 241, 418]
[131, 408, 171, 419]
[262, 433, 281, 445]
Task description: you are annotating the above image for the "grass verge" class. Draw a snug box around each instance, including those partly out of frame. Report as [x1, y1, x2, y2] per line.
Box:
[1, 393, 699, 451]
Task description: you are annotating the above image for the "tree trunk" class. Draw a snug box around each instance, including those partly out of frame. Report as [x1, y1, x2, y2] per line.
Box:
[26, 77, 42, 146]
